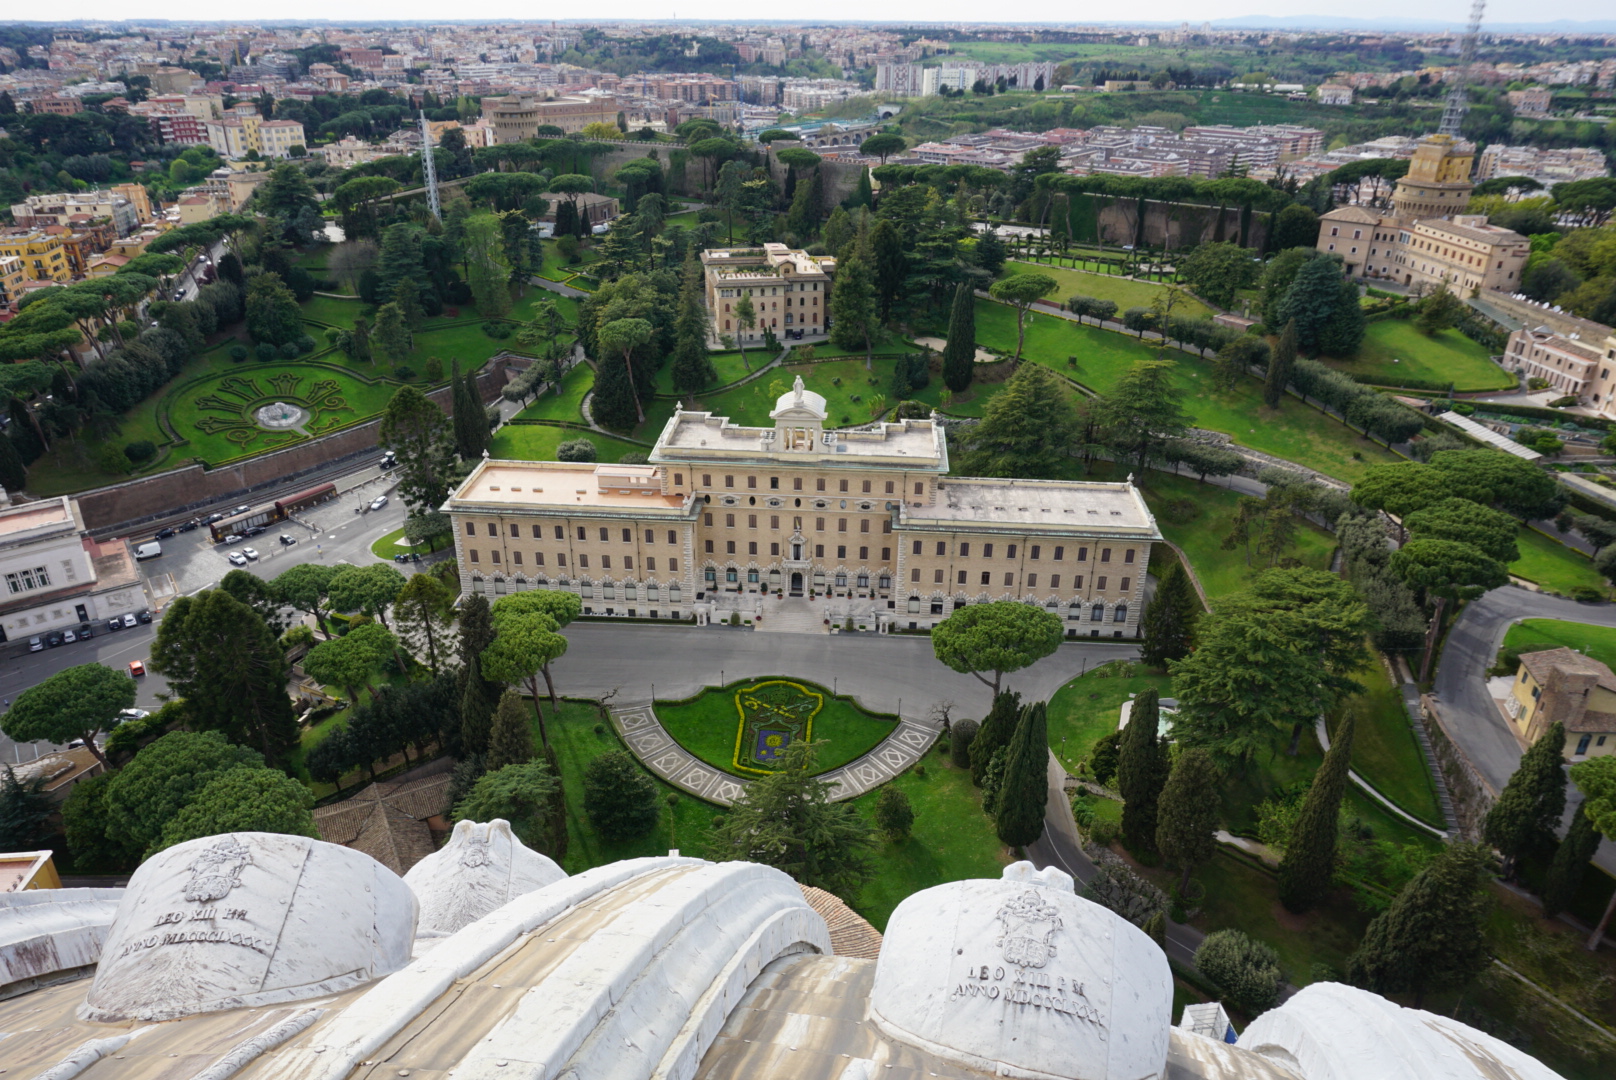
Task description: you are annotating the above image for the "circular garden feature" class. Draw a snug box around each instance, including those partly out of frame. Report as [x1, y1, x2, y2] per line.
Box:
[655, 679, 897, 778]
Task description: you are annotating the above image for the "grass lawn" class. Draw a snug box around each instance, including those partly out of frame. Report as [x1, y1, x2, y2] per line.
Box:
[547, 699, 1005, 932]
[300, 294, 366, 328]
[1328, 320, 1514, 393]
[655, 679, 897, 776]
[403, 320, 510, 370]
[368, 525, 449, 561]
[1134, 468, 1337, 604]
[974, 299, 1400, 484]
[515, 362, 594, 423]
[1045, 669, 1174, 775]
[508, 289, 581, 328]
[651, 349, 764, 395]
[1332, 659, 1444, 828]
[796, 329, 911, 359]
[1503, 618, 1616, 671]
[1510, 528, 1608, 597]
[1000, 261, 1213, 319]
[488, 424, 646, 463]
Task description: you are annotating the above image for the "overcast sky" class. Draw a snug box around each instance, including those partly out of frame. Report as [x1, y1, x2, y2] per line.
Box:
[39, 2, 1614, 28]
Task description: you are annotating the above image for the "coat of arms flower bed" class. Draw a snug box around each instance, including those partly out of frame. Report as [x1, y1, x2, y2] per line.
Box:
[731, 680, 824, 775]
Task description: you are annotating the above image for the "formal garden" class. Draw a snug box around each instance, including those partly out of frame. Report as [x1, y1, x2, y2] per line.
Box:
[656, 678, 898, 777]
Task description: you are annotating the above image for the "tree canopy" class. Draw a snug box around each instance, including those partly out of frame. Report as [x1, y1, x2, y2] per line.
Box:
[932, 601, 1063, 697]
[2, 662, 134, 768]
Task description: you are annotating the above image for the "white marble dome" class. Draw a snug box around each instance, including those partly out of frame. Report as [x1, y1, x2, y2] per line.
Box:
[79, 832, 417, 1022]
[869, 861, 1173, 1080]
[403, 818, 566, 936]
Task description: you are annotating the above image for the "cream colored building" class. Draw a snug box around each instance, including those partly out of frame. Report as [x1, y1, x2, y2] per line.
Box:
[1507, 647, 1616, 760]
[443, 379, 1159, 637]
[0, 495, 146, 645]
[703, 244, 834, 343]
[483, 93, 620, 141]
[204, 113, 307, 160]
[1500, 309, 1616, 417]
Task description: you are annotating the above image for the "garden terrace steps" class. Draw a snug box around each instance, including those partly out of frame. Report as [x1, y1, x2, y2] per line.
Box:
[610, 700, 938, 807]
[755, 595, 828, 634]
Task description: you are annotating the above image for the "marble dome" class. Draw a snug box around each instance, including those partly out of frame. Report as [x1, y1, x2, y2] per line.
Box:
[402, 818, 565, 935]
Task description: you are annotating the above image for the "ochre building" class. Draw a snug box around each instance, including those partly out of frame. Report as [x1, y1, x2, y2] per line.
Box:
[443, 378, 1160, 636]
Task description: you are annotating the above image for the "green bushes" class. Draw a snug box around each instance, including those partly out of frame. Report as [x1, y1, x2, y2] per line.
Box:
[1194, 929, 1286, 1015]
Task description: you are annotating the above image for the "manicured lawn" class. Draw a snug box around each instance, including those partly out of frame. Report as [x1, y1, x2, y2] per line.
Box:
[655, 680, 898, 776]
[368, 525, 449, 561]
[515, 362, 594, 423]
[1329, 320, 1514, 393]
[652, 349, 765, 395]
[1510, 527, 1608, 597]
[1503, 618, 1616, 671]
[301, 294, 366, 328]
[508, 289, 581, 328]
[1332, 659, 1443, 828]
[488, 424, 645, 463]
[1000, 260, 1213, 319]
[974, 299, 1401, 483]
[1135, 468, 1337, 604]
[1045, 669, 1174, 776]
[403, 320, 510, 370]
[797, 329, 911, 359]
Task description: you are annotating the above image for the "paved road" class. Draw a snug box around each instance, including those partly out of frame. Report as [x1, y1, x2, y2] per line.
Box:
[1432, 585, 1616, 876]
[1, 463, 410, 765]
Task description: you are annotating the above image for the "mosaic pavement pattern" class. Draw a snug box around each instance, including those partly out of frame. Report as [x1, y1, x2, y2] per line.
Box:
[610, 701, 940, 807]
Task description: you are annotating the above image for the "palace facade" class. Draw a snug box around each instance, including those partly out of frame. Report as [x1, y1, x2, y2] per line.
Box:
[443, 377, 1160, 637]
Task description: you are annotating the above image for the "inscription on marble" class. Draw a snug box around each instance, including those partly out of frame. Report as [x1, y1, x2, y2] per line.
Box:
[947, 890, 1107, 1028]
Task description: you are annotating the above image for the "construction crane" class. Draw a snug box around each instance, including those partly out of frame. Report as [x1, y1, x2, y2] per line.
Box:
[1438, 0, 1487, 138]
[420, 111, 439, 221]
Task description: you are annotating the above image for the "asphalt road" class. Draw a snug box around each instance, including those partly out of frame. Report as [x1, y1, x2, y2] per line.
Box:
[0, 462, 409, 766]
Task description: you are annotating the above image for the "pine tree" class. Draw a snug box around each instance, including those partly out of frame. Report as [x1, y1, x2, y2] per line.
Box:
[996, 701, 1049, 850]
[1277, 709, 1355, 912]
[486, 688, 536, 771]
[591, 351, 642, 431]
[1264, 320, 1297, 408]
[1318, 277, 1366, 357]
[958, 363, 1079, 479]
[1118, 688, 1170, 856]
[1155, 748, 1220, 893]
[1139, 562, 1198, 668]
[1542, 803, 1600, 918]
[1346, 842, 1495, 1007]
[969, 691, 1022, 787]
[1274, 257, 1346, 356]
[874, 785, 915, 841]
[942, 283, 977, 393]
[0, 765, 52, 851]
[1484, 720, 1567, 878]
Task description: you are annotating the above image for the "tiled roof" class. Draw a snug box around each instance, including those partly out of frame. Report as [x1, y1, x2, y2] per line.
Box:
[797, 884, 882, 959]
[313, 769, 452, 875]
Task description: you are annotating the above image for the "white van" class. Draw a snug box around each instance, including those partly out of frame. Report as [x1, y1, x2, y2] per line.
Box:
[133, 541, 162, 560]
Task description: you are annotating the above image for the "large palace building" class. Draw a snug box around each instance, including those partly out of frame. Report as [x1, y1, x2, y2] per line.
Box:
[444, 377, 1160, 637]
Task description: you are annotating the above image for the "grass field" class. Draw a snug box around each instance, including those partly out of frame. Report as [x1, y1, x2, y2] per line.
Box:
[655, 680, 897, 776]
[1329, 320, 1514, 392]
[1503, 618, 1616, 671]
[1333, 659, 1444, 827]
[488, 424, 646, 463]
[1045, 670, 1174, 775]
[166, 364, 403, 465]
[368, 525, 448, 561]
[300, 295, 366, 328]
[974, 299, 1401, 483]
[1000, 261, 1213, 320]
[1510, 528, 1608, 597]
[515, 362, 594, 423]
[651, 349, 763, 395]
[1135, 468, 1337, 604]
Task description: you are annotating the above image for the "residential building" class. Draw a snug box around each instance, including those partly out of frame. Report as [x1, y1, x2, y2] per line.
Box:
[110, 183, 154, 224]
[1397, 216, 1530, 294]
[1497, 309, 1616, 418]
[1505, 87, 1553, 116]
[173, 192, 229, 225]
[29, 95, 82, 115]
[0, 495, 147, 646]
[202, 113, 306, 160]
[0, 231, 71, 283]
[0, 256, 26, 307]
[1475, 144, 1609, 187]
[441, 378, 1159, 638]
[1507, 647, 1616, 760]
[9, 191, 139, 237]
[702, 244, 834, 343]
[259, 119, 307, 157]
[1316, 84, 1354, 105]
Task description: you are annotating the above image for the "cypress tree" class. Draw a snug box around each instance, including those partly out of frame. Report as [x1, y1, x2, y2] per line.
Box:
[942, 283, 976, 393]
[1263, 319, 1297, 409]
[969, 690, 1022, 787]
[1141, 910, 1167, 951]
[1277, 709, 1355, 912]
[670, 252, 717, 395]
[1155, 747, 1220, 893]
[1139, 562, 1199, 668]
[1542, 803, 1600, 918]
[996, 701, 1049, 850]
[460, 653, 494, 756]
[0, 431, 27, 493]
[452, 361, 488, 459]
[1118, 688, 1170, 856]
[1484, 720, 1567, 879]
[950, 718, 979, 770]
[486, 688, 536, 771]
[1346, 842, 1495, 1007]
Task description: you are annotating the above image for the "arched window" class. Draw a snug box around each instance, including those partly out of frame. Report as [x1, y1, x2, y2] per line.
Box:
[835, 572, 848, 588]
[857, 572, 870, 589]
[1091, 603, 1105, 621]
[878, 574, 891, 590]
[704, 567, 717, 583]
[1113, 604, 1128, 623]
[725, 568, 738, 583]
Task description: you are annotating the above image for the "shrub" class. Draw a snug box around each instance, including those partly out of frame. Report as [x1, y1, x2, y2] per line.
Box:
[255, 342, 279, 362]
[556, 438, 598, 462]
[296, 334, 316, 354]
[1194, 929, 1285, 1015]
[1571, 586, 1604, 602]
[874, 786, 914, 841]
[124, 440, 157, 464]
[423, 356, 444, 381]
[950, 719, 979, 769]
[1548, 395, 1579, 408]
[582, 750, 660, 841]
[1089, 729, 1122, 786]
[394, 365, 416, 380]
[229, 344, 249, 362]
[482, 321, 513, 340]
[279, 341, 301, 359]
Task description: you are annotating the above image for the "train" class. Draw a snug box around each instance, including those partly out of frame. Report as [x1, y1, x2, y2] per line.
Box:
[207, 482, 338, 542]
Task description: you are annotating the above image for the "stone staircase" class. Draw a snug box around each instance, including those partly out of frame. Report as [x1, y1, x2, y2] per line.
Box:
[755, 596, 827, 634]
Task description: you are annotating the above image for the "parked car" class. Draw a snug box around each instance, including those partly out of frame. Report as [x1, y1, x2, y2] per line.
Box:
[77, 623, 93, 639]
[122, 613, 137, 628]
[106, 618, 123, 632]
[155, 527, 175, 539]
[242, 547, 259, 561]
[137, 609, 152, 623]
[177, 519, 200, 533]
[118, 707, 149, 722]
[370, 495, 388, 512]
[279, 534, 298, 546]
[28, 636, 43, 652]
[233, 505, 251, 515]
[127, 660, 146, 678]
[244, 525, 266, 537]
[173, 289, 186, 301]
[227, 550, 248, 566]
[61, 629, 76, 644]
[222, 533, 245, 545]
[201, 513, 224, 525]
[45, 631, 63, 647]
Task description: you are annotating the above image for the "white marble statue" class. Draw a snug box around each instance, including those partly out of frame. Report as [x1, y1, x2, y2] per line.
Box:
[403, 818, 566, 936]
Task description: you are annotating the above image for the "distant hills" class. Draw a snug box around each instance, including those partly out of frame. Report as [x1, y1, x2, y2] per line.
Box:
[1205, 15, 1616, 32]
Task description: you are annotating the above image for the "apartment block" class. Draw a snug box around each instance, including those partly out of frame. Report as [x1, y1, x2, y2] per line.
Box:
[0, 231, 72, 283]
[8, 191, 139, 237]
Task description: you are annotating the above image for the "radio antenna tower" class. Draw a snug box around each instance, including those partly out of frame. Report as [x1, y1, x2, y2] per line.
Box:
[1438, 0, 1486, 137]
[420, 111, 439, 221]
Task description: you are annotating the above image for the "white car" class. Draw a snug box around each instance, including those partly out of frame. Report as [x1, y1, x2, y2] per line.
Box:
[370, 495, 388, 511]
[117, 708, 150, 724]
[62, 629, 77, 643]
[122, 613, 138, 628]
[227, 551, 248, 566]
[242, 547, 259, 561]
